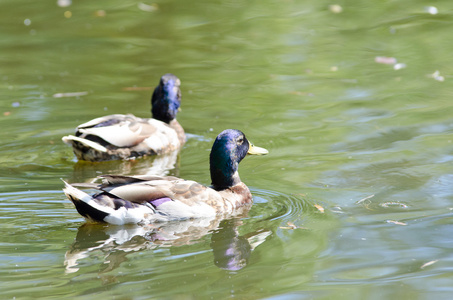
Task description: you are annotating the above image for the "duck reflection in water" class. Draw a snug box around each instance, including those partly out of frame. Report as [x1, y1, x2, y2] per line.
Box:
[211, 220, 271, 270]
[69, 148, 181, 183]
[64, 218, 271, 273]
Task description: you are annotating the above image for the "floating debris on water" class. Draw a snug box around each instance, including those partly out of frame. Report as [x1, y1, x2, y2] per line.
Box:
[425, 6, 438, 15]
[57, 0, 72, 7]
[386, 220, 407, 226]
[380, 202, 409, 209]
[421, 260, 439, 269]
[329, 4, 343, 14]
[314, 204, 325, 213]
[375, 56, 397, 65]
[138, 3, 159, 12]
[429, 70, 445, 82]
[393, 63, 406, 70]
[279, 222, 307, 230]
[53, 91, 88, 98]
[356, 194, 374, 204]
[375, 56, 406, 71]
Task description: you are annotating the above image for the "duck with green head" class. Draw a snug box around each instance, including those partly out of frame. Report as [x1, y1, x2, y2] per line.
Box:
[62, 73, 185, 162]
[63, 129, 268, 225]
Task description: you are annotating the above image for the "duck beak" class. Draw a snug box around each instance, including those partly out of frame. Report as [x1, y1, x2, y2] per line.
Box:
[247, 141, 269, 155]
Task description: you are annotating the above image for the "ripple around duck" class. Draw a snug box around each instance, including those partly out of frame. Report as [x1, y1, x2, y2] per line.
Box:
[250, 188, 303, 220]
[247, 187, 328, 229]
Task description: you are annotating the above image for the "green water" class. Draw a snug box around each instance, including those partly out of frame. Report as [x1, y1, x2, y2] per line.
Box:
[1, 0, 453, 299]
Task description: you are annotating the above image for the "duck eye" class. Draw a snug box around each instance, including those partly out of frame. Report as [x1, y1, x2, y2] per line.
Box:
[237, 138, 244, 145]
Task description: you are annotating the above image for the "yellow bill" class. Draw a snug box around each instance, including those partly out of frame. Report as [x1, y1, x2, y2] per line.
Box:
[247, 141, 269, 155]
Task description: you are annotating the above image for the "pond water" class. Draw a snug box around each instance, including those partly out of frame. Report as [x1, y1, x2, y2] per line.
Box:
[1, 0, 453, 299]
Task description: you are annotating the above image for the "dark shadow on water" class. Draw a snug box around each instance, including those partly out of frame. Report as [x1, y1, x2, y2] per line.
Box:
[64, 218, 271, 273]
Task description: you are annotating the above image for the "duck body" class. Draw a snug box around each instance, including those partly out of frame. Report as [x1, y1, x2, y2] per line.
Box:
[64, 115, 184, 162]
[63, 129, 268, 225]
[62, 74, 185, 162]
[63, 175, 252, 225]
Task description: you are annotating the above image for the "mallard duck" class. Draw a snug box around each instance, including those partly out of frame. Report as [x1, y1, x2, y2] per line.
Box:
[62, 73, 185, 162]
[63, 129, 268, 225]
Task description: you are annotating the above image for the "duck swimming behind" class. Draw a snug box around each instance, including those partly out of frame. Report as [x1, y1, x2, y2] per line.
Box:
[63, 129, 268, 225]
[62, 73, 185, 162]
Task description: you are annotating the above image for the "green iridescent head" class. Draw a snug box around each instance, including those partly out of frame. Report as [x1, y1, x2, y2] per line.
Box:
[210, 129, 268, 189]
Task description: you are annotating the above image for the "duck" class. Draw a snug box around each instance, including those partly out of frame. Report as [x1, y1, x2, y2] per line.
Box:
[63, 129, 268, 225]
[62, 73, 185, 162]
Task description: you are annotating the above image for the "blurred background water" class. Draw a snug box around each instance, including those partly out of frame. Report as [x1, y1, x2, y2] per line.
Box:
[1, 0, 453, 299]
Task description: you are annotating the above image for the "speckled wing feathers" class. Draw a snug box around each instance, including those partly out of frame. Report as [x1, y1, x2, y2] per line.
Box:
[100, 174, 179, 185]
[101, 177, 217, 206]
[63, 114, 184, 161]
[76, 114, 125, 128]
[107, 182, 173, 204]
[91, 175, 243, 214]
[77, 115, 157, 148]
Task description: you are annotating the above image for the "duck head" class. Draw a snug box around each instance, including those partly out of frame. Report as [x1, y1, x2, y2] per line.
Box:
[151, 73, 182, 123]
[210, 129, 268, 190]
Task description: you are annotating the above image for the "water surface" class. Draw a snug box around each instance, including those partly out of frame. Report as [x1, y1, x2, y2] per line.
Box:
[1, 0, 453, 299]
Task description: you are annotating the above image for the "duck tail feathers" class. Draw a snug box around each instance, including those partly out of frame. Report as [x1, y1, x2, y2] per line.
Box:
[62, 180, 156, 225]
[62, 180, 113, 223]
[62, 135, 108, 153]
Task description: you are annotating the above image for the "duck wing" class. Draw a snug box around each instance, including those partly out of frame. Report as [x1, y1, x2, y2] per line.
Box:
[100, 174, 179, 185]
[99, 176, 212, 203]
[96, 175, 225, 218]
[77, 114, 157, 148]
